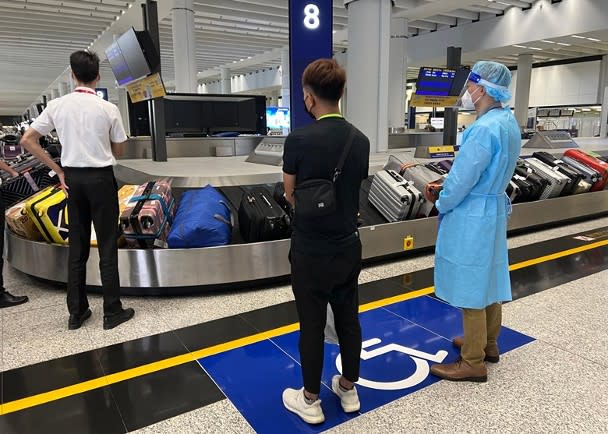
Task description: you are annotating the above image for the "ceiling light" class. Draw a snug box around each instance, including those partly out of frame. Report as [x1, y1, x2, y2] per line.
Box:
[557, 42, 571, 46]
[513, 44, 527, 49]
[541, 40, 555, 44]
[528, 47, 543, 51]
[571, 35, 586, 39]
[587, 37, 601, 42]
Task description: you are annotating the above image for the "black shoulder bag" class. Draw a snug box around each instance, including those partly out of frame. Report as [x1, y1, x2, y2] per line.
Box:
[293, 125, 357, 218]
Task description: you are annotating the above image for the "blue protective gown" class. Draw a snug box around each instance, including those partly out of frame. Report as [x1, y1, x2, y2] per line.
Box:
[434, 107, 521, 309]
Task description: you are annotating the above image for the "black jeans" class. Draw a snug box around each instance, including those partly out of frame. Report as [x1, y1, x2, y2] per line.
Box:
[65, 167, 122, 316]
[290, 239, 363, 394]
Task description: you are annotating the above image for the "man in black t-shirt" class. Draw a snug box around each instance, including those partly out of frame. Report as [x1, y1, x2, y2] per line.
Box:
[281, 59, 370, 425]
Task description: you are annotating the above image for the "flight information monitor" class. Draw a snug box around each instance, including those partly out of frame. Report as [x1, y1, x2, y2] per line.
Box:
[416, 67, 457, 97]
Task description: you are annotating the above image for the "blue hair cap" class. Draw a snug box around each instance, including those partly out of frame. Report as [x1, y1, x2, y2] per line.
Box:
[472, 61, 512, 103]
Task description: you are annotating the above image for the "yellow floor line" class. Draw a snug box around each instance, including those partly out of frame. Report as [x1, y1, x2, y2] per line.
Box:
[2, 237, 607, 416]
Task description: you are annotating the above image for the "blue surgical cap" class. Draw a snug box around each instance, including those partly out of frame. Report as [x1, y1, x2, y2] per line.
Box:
[471, 61, 512, 103]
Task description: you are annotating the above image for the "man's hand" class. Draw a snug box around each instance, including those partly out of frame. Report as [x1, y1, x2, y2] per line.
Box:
[425, 182, 443, 203]
[57, 170, 69, 197]
[9, 169, 19, 178]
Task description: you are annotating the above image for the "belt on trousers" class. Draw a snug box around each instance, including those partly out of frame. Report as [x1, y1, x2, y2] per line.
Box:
[469, 191, 512, 217]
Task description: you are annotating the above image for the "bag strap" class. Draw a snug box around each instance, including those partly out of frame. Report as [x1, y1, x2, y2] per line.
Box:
[332, 124, 357, 183]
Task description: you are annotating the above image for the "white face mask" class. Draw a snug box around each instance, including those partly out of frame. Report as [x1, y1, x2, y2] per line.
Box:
[461, 87, 482, 111]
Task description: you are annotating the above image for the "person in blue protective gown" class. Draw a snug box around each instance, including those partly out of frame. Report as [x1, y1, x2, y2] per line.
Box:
[426, 61, 521, 382]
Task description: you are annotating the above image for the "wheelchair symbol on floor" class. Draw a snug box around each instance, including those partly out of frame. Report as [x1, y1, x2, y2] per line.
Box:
[335, 338, 448, 390]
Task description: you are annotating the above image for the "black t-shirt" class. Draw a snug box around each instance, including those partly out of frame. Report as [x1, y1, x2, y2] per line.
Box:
[283, 117, 370, 253]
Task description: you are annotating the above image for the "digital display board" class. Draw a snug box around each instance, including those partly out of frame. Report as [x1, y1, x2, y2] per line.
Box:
[95, 88, 109, 101]
[266, 107, 291, 129]
[416, 68, 457, 97]
[105, 27, 155, 86]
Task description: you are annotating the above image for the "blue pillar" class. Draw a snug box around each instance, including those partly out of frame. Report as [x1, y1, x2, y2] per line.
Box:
[288, 0, 333, 129]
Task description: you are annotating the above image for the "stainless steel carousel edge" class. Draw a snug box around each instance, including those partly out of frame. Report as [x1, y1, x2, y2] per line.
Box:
[7, 190, 608, 290]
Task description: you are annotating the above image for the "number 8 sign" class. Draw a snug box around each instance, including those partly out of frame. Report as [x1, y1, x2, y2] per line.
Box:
[304, 4, 320, 30]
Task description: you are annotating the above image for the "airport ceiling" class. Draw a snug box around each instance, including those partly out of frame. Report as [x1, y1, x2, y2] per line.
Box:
[1, 0, 608, 115]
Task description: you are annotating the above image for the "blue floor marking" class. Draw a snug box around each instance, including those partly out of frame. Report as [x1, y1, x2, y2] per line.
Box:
[198, 296, 534, 434]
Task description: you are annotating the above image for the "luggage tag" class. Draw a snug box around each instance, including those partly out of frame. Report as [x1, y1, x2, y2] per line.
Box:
[22, 171, 40, 192]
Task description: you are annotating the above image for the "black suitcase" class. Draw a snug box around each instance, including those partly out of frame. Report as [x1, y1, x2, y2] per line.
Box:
[238, 186, 291, 243]
[0, 158, 61, 207]
[272, 182, 294, 218]
[513, 161, 547, 202]
[532, 151, 584, 196]
[507, 175, 536, 203]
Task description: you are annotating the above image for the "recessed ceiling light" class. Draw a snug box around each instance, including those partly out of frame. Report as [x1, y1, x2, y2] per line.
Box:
[587, 37, 601, 42]
[571, 35, 586, 39]
[541, 40, 555, 44]
[557, 42, 571, 46]
[528, 47, 543, 51]
[513, 44, 527, 49]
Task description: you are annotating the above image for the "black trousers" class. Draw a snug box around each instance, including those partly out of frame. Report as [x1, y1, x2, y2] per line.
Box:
[290, 239, 363, 394]
[65, 167, 121, 316]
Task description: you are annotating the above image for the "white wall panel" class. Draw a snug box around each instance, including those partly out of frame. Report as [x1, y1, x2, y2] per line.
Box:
[510, 61, 601, 107]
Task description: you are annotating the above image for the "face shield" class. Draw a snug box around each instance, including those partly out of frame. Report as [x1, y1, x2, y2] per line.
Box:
[456, 71, 511, 109]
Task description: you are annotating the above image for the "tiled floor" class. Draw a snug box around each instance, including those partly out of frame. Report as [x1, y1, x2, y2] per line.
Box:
[2, 216, 608, 433]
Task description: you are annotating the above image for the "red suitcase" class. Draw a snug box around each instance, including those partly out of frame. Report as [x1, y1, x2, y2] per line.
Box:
[563, 149, 608, 192]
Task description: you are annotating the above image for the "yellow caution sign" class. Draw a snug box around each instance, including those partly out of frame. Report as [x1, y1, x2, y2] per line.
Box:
[126, 72, 166, 103]
[428, 146, 455, 154]
[410, 94, 458, 108]
[403, 235, 415, 251]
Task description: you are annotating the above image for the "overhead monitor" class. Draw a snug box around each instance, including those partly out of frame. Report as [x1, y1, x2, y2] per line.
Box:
[95, 88, 109, 101]
[415, 67, 470, 97]
[266, 107, 290, 129]
[105, 27, 160, 86]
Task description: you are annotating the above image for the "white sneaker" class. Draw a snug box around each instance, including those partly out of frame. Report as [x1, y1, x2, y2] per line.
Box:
[282, 387, 325, 424]
[331, 375, 360, 413]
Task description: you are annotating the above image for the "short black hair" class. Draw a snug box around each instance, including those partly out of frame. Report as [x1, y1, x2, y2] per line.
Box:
[302, 59, 346, 103]
[70, 50, 100, 84]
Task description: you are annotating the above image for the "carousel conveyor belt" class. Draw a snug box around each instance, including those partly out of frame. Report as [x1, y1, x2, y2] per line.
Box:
[7, 139, 608, 295]
[6, 183, 608, 295]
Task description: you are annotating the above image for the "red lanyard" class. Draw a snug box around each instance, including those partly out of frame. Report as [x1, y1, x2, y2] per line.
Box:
[74, 87, 97, 95]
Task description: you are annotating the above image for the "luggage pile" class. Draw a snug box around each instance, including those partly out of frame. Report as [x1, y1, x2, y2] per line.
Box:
[366, 149, 608, 223]
[4, 149, 608, 250]
[366, 155, 447, 222]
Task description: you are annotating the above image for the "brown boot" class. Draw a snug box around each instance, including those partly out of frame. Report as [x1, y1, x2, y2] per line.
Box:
[452, 336, 499, 363]
[430, 358, 488, 383]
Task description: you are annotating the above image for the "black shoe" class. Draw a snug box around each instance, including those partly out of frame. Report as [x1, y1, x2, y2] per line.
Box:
[0, 291, 29, 308]
[103, 308, 135, 330]
[68, 308, 92, 330]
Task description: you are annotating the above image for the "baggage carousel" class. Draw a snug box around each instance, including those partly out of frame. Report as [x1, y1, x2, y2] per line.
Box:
[6, 138, 608, 295]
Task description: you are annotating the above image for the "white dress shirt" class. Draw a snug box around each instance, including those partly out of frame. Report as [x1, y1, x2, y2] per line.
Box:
[31, 87, 127, 167]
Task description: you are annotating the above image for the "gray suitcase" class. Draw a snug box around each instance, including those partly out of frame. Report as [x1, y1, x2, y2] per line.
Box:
[562, 156, 602, 186]
[523, 158, 570, 199]
[400, 164, 443, 217]
[369, 169, 423, 222]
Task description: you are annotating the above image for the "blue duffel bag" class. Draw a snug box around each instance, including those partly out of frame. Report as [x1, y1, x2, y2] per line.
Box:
[167, 186, 232, 248]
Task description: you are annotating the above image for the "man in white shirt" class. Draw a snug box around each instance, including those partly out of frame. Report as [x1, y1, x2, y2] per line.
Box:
[21, 50, 134, 330]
